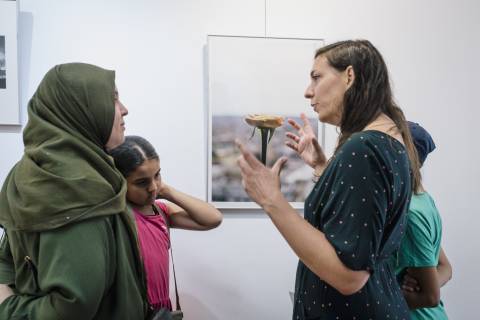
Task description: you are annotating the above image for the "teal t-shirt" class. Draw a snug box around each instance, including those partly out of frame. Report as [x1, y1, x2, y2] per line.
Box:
[395, 192, 448, 320]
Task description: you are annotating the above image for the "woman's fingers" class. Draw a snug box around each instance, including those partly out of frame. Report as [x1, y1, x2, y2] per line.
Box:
[287, 118, 302, 132]
[403, 274, 418, 284]
[300, 112, 309, 122]
[401, 273, 421, 292]
[286, 132, 300, 142]
[237, 155, 252, 175]
[272, 157, 288, 176]
[300, 113, 313, 129]
[235, 139, 262, 169]
[285, 141, 298, 152]
[401, 285, 415, 292]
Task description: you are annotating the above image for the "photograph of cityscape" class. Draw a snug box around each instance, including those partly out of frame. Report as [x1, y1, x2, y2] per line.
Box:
[207, 36, 324, 207]
[211, 114, 319, 203]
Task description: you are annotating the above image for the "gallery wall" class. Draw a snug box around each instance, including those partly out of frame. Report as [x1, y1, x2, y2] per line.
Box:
[0, 0, 479, 318]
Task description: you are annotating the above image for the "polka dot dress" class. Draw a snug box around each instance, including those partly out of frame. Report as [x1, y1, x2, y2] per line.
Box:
[293, 131, 412, 320]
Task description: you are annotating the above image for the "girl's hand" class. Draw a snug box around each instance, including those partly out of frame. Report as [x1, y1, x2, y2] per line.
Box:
[286, 113, 326, 171]
[236, 139, 288, 208]
[156, 180, 172, 200]
[402, 269, 421, 292]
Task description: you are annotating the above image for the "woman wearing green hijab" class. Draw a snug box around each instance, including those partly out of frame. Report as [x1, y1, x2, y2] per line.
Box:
[0, 63, 148, 319]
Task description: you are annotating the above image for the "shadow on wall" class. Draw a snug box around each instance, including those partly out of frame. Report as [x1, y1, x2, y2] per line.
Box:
[178, 293, 221, 320]
[177, 262, 251, 320]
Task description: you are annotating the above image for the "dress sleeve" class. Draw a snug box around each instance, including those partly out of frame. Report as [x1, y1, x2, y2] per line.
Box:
[155, 201, 170, 216]
[155, 200, 171, 226]
[397, 209, 437, 268]
[0, 217, 115, 320]
[318, 140, 390, 272]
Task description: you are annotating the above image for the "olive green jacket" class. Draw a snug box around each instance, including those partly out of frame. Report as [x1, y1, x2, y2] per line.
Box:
[0, 213, 148, 320]
[0, 63, 148, 319]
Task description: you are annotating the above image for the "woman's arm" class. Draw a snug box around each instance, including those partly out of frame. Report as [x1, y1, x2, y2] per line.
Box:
[159, 184, 222, 230]
[403, 247, 453, 290]
[236, 141, 370, 295]
[401, 267, 440, 309]
[264, 195, 370, 295]
[0, 218, 121, 319]
[437, 247, 452, 287]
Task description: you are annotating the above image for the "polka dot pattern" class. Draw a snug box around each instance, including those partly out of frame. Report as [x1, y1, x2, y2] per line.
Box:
[293, 131, 412, 319]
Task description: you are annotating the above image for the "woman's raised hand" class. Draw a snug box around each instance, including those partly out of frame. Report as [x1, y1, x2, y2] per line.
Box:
[286, 113, 326, 170]
[236, 139, 287, 208]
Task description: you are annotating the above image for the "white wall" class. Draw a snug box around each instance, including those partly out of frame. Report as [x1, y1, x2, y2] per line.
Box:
[0, 0, 478, 318]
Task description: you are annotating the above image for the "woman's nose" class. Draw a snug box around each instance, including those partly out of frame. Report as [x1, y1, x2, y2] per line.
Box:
[120, 101, 128, 116]
[304, 84, 314, 99]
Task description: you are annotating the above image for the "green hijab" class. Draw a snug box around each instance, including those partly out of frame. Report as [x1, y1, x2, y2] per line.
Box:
[0, 63, 128, 231]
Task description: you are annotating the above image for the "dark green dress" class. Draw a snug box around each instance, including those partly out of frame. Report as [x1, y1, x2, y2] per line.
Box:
[293, 131, 412, 320]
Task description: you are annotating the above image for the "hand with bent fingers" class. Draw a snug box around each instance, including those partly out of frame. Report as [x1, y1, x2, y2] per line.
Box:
[286, 113, 327, 171]
[401, 269, 421, 292]
[157, 180, 171, 199]
[236, 139, 288, 208]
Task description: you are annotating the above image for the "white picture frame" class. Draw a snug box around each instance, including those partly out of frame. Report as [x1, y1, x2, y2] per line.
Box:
[206, 35, 325, 209]
[0, 0, 19, 125]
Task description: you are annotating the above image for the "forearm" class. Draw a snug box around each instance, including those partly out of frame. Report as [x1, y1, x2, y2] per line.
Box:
[401, 267, 441, 309]
[0, 293, 59, 319]
[403, 289, 440, 309]
[163, 186, 222, 228]
[437, 265, 451, 288]
[0, 287, 99, 320]
[437, 248, 452, 287]
[263, 195, 369, 295]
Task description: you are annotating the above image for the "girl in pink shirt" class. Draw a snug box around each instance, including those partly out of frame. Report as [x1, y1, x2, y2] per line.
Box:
[110, 135, 222, 312]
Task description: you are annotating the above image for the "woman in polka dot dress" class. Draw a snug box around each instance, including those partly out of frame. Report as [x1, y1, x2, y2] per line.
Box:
[236, 40, 421, 319]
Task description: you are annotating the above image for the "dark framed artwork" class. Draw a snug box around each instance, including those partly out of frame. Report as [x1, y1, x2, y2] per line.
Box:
[0, 0, 19, 125]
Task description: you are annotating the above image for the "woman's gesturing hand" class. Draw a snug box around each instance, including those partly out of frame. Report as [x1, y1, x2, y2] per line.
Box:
[236, 139, 287, 208]
[286, 113, 327, 171]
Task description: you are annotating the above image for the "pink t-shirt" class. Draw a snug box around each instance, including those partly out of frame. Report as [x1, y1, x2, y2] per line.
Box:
[133, 201, 172, 311]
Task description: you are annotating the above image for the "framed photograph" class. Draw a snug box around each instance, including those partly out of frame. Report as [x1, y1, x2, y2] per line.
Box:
[0, 0, 20, 125]
[207, 35, 325, 209]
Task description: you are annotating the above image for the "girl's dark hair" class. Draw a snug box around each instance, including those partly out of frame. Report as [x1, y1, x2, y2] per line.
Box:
[109, 135, 158, 177]
[315, 40, 421, 192]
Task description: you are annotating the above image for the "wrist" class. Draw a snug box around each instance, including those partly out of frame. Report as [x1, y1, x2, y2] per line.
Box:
[261, 191, 287, 213]
[312, 165, 325, 182]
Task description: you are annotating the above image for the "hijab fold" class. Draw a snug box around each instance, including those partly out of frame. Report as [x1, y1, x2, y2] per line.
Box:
[0, 63, 127, 232]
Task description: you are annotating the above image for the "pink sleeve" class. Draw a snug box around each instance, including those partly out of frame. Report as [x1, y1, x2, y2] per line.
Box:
[154, 200, 171, 225]
[155, 200, 170, 215]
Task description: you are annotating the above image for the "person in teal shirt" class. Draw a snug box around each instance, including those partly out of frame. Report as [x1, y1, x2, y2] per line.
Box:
[395, 121, 452, 319]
